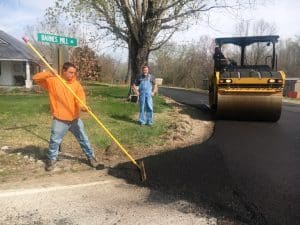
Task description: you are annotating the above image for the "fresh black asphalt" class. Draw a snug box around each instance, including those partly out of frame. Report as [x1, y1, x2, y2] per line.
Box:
[158, 87, 300, 225]
[109, 87, 300, 225]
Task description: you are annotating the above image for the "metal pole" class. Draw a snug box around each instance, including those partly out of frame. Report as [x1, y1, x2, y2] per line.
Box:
[58, 45, 63, 74]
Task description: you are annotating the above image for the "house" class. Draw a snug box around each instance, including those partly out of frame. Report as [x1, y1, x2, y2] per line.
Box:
[284, 77, 300, 98]
[0, 30, 40, 88]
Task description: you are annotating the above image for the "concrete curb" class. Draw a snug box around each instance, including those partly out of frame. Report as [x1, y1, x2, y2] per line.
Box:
[283, 97, 300, 105]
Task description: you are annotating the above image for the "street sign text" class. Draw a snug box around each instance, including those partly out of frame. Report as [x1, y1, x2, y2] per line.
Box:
[37, 33, 77, 46]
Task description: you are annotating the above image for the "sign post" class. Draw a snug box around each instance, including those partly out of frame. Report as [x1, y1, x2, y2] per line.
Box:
[37, 33, 77, 73]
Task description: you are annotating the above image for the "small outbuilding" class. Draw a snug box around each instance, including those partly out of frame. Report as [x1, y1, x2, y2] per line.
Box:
[0, 30, 40, 88]
[284, 77, 300, 98]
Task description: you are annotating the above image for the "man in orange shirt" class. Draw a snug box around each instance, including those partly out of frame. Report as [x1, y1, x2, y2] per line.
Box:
[33, 62, 98, 171]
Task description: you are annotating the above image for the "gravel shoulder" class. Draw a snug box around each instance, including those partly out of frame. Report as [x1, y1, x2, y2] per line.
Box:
[0, 171, 218, 225]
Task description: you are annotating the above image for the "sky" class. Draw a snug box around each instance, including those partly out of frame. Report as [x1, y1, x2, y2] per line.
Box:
[0, 0, 53, 39]
[171, 0, 300, 43]
[0, 0, 299, 58]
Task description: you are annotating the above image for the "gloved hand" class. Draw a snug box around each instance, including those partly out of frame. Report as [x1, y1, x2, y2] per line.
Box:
[81, 106, 90, 112]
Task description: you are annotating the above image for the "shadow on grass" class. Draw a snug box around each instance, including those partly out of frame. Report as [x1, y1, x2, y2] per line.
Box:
[107, 141, 265, 225]
[7, 146, 89, 166]
[8, 145, 48, 161]
[110, 114, 137, 124]
[86, 83, 111, 87]
[4, 125, 49, 143]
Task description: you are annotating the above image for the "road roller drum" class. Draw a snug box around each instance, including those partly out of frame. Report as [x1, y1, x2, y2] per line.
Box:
[209, 35, 286, 122]
[216, 93, 282, 121]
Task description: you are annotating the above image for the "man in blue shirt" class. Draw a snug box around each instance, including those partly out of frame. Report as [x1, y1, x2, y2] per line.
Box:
[132, 65, 157, 126]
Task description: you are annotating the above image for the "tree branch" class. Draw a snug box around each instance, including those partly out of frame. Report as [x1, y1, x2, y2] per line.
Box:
[161, 5, 230, 24]
[150, 29, 178, 51]
[119, 0, 141, 44]
[90, 1, 129, 42]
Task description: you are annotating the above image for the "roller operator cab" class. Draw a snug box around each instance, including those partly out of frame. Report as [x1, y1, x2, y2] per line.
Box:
[209, 35, 286, 121]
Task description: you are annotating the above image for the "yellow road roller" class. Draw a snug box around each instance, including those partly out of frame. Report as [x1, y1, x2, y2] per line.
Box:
[209, 35, 286, 121]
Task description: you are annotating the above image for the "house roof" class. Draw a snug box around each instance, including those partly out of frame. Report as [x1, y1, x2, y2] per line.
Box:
[0, 30, 38, 61]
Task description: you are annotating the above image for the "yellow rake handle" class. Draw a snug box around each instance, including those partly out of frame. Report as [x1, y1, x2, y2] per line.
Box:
[23, 37, 139, 168]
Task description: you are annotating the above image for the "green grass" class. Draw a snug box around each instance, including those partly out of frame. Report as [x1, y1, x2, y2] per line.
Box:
[0, 84, 171, 150]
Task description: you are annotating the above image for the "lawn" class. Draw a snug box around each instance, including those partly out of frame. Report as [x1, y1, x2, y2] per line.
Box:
[0, 84, 172, 152]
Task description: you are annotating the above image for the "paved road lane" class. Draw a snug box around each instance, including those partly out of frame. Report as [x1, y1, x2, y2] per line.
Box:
[159, 87, 300, 225]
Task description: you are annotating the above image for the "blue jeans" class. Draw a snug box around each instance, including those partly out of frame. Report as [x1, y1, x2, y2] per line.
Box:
[139, 93, 153, 125]
[48, 118, 94, 161]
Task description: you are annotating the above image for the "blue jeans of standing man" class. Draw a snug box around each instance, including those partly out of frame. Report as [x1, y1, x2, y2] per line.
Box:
[139, 93, 153, 125]
[48, 118, 94, 161]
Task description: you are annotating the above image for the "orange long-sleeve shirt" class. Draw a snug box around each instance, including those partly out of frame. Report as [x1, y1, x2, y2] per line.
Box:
[33, 71, 86, 121]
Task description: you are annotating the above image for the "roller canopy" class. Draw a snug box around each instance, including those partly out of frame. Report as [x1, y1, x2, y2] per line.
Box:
[215, 35, 279, 47]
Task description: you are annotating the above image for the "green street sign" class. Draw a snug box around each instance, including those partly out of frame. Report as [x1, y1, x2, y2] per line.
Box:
[37, 33, 77, 46]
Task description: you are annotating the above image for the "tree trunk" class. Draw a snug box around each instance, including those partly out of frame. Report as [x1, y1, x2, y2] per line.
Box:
[125, 47, 131, 84]
[129, 38, 150, 85]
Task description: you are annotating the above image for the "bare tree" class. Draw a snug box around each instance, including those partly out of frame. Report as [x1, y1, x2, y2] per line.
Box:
[152, 36, 214, 88]
[232, 19, 277, 65]
[151, 42, 177, 85]
[46, 0, 264, 85]
[250, 19, 277, 65]
[25, 19, 123, 82]
[24, 18, 84, 71]
[278, 37, 300, 77]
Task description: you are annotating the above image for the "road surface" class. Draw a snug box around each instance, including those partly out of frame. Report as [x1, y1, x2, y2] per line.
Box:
[0, 171, 217, 225]
[157, 87, 300, 225]
[1, 87, 299, 225]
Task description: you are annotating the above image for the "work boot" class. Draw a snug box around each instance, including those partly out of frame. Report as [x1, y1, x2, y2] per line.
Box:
[45, 160, 56, 171]
[87, 157, 98, 168]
